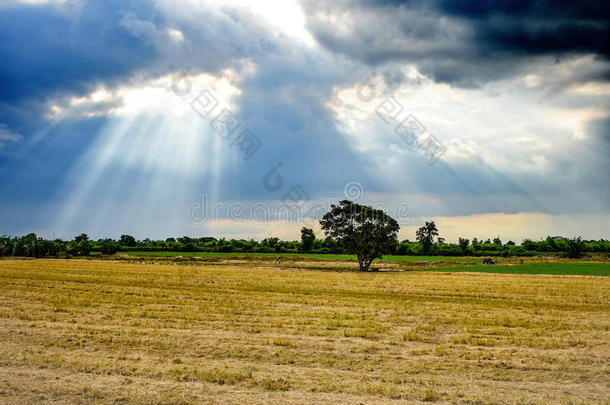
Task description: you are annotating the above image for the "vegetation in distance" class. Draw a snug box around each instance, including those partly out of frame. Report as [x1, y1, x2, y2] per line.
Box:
[112, 251, 485, 262]
[100, 253, 609, 276]
[2, 228, 606, 259]
[1, 200, 608, 269]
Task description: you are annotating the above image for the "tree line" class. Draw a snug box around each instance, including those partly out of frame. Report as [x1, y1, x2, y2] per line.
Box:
[1, 201, 607, 262]
[0, 227, 605, 259]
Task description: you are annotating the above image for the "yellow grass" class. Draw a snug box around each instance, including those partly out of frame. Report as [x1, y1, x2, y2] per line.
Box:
[0, 258, 608, 404]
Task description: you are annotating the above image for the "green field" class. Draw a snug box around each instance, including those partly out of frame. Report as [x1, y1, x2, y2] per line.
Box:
[119, 251, 494, 263]
[112, 251, 610, 276]
[435, 262, 610, 276]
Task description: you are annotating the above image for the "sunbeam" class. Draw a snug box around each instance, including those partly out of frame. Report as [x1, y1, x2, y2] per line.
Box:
[52, 70, 243, 236]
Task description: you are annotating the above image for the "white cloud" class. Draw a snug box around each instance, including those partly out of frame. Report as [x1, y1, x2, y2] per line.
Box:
[0, 124, 23, 148]
[411, 212, 610, 243]
[45, 65, 252, 121]
[0, 0, 66, 11]
[167, 28, 184, 42]
[13, 0, 66, 3]
[182, 212, 610, 243]
[328, 63, 608, 179]
[214, 0, 314, 46]
[570, 82, 610, 96]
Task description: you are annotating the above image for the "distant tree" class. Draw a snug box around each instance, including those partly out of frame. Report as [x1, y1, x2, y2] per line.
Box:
[47, 240, 63, 256]
[437, 237, 445, 244]
[212, 238, 232, 252]
[312, 239, 324, 251]
[99, 239, 120, 255]
[177, 236, 193, 244]
[0, 236, 10, 256]
[396, 242, 410, 255]
[545, 236, 558, 251]
[416, 221, 439, 254]
[566, 236, 584, 259]
[300, 227, 315, 252]
[166, 237, 176, 243]
[74, 234, 88, 243]
[320, 200, 399, 271]
[73, 234, 91, 256]
[493, 237, 502, 245]
[323, 237, 340, 254]
[262, 237, 280, 250]
[119, 234, 136, 247]
[12, 233, 44, 257]
[521, 239, 536, 251]
[458, 237, 470, 254]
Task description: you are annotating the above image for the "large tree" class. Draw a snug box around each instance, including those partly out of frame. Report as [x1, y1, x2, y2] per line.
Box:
[416, 221, 439, 254]
[320, 200, 399, 271]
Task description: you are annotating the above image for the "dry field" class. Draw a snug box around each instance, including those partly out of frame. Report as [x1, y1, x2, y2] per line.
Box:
[0, 258, 608, 404]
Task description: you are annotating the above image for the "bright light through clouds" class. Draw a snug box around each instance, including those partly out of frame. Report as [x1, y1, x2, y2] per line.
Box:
[53, 69, 245, 234]
[218, 0, 314, 45]
[329, 62, 603, 177]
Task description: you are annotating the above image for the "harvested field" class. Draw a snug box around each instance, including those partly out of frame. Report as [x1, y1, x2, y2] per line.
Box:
[0, 258, 608, 404]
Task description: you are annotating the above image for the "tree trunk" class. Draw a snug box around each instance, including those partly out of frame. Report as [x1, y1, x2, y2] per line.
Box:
[358, 256, 371, 271]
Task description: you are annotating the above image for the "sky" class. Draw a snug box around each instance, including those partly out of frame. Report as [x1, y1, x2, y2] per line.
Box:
[0, 0, 609, 242]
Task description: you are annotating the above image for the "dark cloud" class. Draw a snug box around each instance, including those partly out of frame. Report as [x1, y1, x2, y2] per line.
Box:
[370, 0, 610, 21]
[301, 0, 610, 86]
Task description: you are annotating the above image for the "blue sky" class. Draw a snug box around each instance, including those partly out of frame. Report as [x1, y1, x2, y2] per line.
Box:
[0, 0, 609, 241]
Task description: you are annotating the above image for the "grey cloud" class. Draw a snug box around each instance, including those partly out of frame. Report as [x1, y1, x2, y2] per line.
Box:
[300, 0, 610, 87]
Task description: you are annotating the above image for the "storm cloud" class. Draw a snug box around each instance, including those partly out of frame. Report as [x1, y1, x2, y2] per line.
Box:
[301, 0, 610, 86]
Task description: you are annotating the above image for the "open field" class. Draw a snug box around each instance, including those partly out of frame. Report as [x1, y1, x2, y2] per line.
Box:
[0, 258, 609, 404]
[107, 252, 610, 276]
[112, 251, 486, 263]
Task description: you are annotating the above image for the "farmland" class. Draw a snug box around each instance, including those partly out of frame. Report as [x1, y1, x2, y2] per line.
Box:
[111, 251, 610, 276]
[0, 257, 609, 404]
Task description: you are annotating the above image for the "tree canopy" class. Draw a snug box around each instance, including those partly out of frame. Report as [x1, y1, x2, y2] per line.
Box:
[320, 200, 399, 271]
